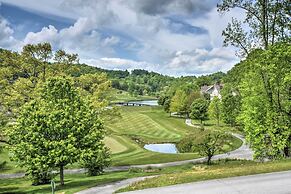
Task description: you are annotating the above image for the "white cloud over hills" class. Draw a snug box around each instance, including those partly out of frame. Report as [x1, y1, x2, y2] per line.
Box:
[0, 0, 244, 76]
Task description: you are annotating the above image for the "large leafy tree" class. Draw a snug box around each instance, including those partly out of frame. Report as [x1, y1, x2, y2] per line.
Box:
[218, 0, 290, 56]
[190, 98, 209, 125]
[170, 89, 189, 115]
[239, 42, 291, 159]
[6, 77, 110, 185]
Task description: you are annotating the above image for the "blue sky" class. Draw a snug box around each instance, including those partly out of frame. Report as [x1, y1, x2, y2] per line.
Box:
[0, 0, 244, 76]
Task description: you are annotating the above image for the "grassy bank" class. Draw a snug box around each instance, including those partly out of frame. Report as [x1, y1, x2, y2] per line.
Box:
[2, 159, 291, 194]
[0, 171, 153, 194]
[106, 106, 241, 166]
[0, 106, 242, 173]
[118, 159, 291, 193]
[0, 163, 204, 193]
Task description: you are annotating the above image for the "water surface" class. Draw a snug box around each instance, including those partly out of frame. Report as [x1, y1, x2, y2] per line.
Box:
[129, 100, 158, 106]
[144, 143, 178, 154]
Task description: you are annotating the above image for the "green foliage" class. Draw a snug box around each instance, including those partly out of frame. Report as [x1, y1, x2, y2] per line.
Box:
[190, 98, 209, 125]
[208, 97, 222, 126]
[54, 49, 79, 65]
[195, 72, 225, 87]
[170, 90, 188, 114]
[6, 77, 109, 185]
[239, 42, 291, 160]
[81, 148, 111, 176]
[221, 93, 241, 127]
[193, 132, 227, 165]
[218, 0, 290, 55]
[176, 134, 197, 153]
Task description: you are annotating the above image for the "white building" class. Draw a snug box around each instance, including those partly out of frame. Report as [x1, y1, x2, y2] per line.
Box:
[201, 84, 223, 100]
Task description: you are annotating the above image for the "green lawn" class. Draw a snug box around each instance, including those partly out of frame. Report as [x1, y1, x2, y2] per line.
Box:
[106, 106, 241, 166]
[0, 171, 156, 194]
[2, 159, 291, 194]
[0, 106, 242, 173]
[118, 159, 291, 193]
[0, 147, 23, 174]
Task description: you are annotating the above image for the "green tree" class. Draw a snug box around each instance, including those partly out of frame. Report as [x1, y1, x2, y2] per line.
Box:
[54, 49, 79, 65]
[239, 43, 291, 159]
[6, 77, 110, 185]
[193, 132, 226, 165]
[190, 98, 209, 125]
[170, 89, 188, 116]
[208, 97, 222, 126]
[22, 42, 52, 81]
[221, 93, 241, 127]
[218, 0, 290, 56]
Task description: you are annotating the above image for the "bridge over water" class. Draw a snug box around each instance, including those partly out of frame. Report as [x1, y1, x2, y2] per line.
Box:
[113, 100, 158, 107]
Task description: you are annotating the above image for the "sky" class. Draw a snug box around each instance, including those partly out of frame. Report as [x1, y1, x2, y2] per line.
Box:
[0, 0, 245, 76]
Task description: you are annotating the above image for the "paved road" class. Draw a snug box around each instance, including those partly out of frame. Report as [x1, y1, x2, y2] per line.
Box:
[0, 119, 253, 179]
[76, 176, 157, 194]
[122, 170, 291, 194]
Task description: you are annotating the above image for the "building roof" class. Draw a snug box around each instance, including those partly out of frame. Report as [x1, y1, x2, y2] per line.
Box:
[201, 83, 223, 93]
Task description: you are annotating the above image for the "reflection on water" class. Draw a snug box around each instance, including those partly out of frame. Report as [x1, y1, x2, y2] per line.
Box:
[144, 143, 178, 154]
[129, 100, 158, 106]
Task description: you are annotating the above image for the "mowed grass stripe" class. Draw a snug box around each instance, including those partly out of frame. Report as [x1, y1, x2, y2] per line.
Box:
[104, 106, 242, 166]
[107, 107, 180, 142]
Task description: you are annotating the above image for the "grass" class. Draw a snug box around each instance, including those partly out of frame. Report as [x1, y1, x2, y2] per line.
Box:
[0, 106, 242, 173]
[0, 147, 24, 174]
[107, 106, 241, 166]
[117, 159, 291, 193]
[2, 159, 291, 193]
[106, 106, 242, 166]
[0, 171, 156, 194]
[0, 162, 207, 193]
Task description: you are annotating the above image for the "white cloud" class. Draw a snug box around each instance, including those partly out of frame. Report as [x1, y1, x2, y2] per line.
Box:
[82, 57, 159, 72]
[22, 17, 120, 58]
[0, 0, 242, 76]
[82, 47, 238, 77]
[0, 17, 20, 49]
[162, 47, 238, 76]
[188, 7, 246, 48]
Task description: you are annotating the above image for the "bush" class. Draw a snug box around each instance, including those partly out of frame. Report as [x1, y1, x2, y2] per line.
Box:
[128, 168, 143, 173]
[82, 148, 111, 176]
[177, 134, 197, 153]
[0, 161, 7, 170]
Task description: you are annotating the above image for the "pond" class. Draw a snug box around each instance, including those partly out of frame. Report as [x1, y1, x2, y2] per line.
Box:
[129, 100, 159, 106]
[144, 143, 178, 154]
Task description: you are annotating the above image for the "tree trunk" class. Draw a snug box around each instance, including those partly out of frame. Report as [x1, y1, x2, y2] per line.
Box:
[284, 146, 290, 157]
[43, 64, 46, 82]
[207, 156, 212, 165]
[60, 165, 64, 186]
